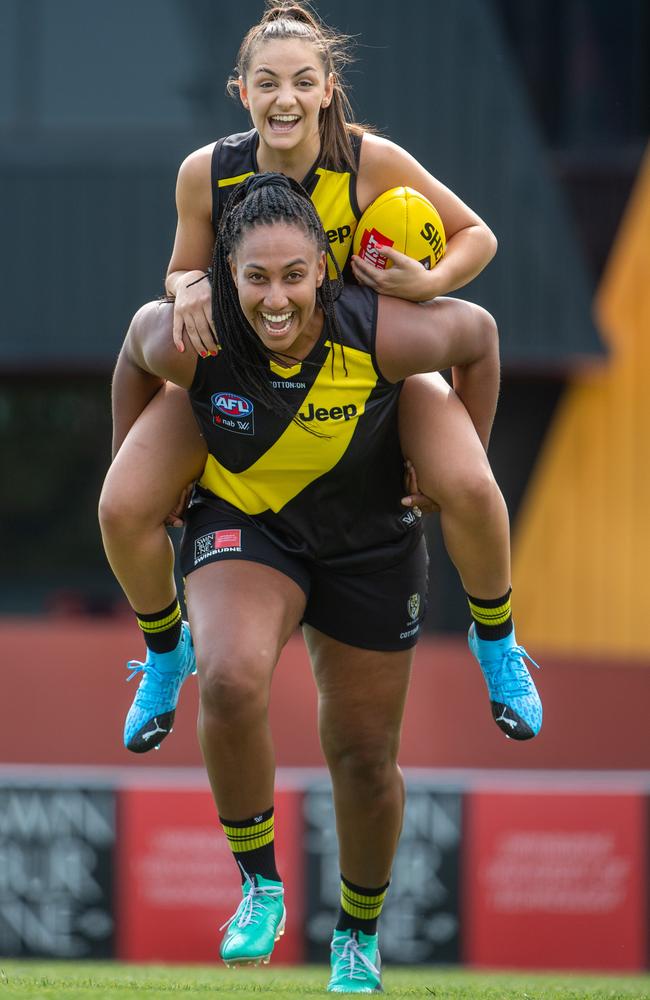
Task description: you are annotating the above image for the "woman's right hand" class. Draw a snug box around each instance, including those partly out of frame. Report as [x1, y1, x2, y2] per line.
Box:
[401, 459, 440, 516]
[172, 271, 219, 357]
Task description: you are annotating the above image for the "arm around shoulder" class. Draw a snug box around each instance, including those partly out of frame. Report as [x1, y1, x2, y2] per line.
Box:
[124, 301, 195, 385]
[111, 301, 196, 457]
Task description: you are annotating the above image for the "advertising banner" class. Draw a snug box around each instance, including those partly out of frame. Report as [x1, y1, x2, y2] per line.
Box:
[0, 784, 115, 958]
[304, 783, 462, 963]
[464, 789, 646, 971]
[116, 785, 304, 963]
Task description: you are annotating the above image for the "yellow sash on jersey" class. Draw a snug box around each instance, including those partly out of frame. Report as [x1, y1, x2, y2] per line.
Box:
[218, 171, 254, 193]
[311, 167, 358, 277]
[199, 343, 377, 514]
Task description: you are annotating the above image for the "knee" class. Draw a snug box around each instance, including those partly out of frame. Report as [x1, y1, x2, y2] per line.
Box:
[198, 648, 272, 724]
[438, 463, 504, 518]
[323, 734, 399, 796]
[98, 438, 175, 539]
[468, 302, 499, 350]
[98, 472, 147, 540]
[97, 475, 129, 538]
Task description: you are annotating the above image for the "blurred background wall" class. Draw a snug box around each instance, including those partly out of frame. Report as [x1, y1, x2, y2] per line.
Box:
[0, 0, 649, 971]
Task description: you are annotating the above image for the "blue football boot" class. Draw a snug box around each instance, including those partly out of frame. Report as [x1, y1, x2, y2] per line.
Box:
[123, 621, 196, 752]
[468, 623, 542, 740]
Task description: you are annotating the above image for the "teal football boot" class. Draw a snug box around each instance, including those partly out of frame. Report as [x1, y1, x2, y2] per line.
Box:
[328, 928, 383, 993]
[220, 874, 285, 967]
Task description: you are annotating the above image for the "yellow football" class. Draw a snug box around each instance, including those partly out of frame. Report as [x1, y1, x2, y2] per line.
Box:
[353, 186, 446, 271]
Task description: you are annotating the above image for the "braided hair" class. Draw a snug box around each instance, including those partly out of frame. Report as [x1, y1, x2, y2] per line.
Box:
[211, 172, 346, 426]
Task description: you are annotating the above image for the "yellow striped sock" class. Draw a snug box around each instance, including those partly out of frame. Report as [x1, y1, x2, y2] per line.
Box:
[135, 598, 182, 653]
[340, 879, 388, 922]
[136, 605, 182, 634]
[220, 808, 280, 882]
[221, 814, 275, 853]
[466, 588, 513, 639]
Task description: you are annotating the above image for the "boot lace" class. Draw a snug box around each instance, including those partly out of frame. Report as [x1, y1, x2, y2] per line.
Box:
[125, 660, 180, 710]
[332, 933, 380, 982]
[496, 645, 541, 698]
[219, 872, 283, 932]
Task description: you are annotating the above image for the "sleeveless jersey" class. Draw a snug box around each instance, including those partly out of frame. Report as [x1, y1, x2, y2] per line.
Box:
[211, 129, 362, 278]
[188, 284, 422, 571]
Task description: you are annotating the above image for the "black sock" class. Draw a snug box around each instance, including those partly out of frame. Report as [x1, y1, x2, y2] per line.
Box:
[220, 806, 281, 883]
[135, 597, 182, 653]
[336, 875, 389, 936]
[466, 588, 514, 640]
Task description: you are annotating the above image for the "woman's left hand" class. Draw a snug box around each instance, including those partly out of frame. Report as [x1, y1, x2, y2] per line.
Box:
[351, 244, 439, 302]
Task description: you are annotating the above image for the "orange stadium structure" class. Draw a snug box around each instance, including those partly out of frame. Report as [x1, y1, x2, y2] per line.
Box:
[514, 146, 650, 658]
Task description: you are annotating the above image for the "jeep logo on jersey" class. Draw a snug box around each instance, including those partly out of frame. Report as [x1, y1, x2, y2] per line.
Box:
[299, 402, 358, 423]
[326, 224, 352, 245]
[211, 391, 255, 435]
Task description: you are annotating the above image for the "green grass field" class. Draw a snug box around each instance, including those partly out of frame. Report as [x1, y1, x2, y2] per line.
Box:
[0, 963, 649, 1000]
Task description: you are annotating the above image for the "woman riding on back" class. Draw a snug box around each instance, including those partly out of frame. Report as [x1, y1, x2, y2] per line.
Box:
[99, 0, 541, 758]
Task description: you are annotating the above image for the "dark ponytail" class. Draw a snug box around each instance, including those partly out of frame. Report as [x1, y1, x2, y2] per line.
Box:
[211, 172, 346, 430]
[227, 1, 371, 172]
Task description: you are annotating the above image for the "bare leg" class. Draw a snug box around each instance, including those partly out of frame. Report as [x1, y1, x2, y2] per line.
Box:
[399, 373, 511, 598]
[187, 561, 306, 818]
[98, 382, 207, 612]
[187, 561, 305, 966]
[305, 625, 413, 887]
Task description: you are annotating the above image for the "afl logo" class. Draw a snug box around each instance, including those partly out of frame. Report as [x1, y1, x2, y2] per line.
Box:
[212, 392, 254, 417]
[211, 391, 255, 435]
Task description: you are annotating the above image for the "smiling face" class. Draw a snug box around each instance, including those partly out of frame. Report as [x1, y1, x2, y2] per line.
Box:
[230, 221, 326, 360]
[239, 38, 334, 159]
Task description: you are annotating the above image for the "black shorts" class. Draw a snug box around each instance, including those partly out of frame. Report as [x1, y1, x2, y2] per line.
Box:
[180, 505, 429, 652]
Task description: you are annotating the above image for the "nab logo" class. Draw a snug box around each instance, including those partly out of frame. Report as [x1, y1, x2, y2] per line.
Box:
[211, 391, 255, 435]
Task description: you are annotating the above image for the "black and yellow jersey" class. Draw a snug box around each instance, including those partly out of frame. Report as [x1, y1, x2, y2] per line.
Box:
[188, 284, 422, 571]
[210, 129, 362, 277]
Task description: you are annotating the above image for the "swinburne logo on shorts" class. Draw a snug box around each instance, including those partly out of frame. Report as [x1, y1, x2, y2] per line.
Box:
[211, 391, 254, 435]
[194, 529, 242, 565]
